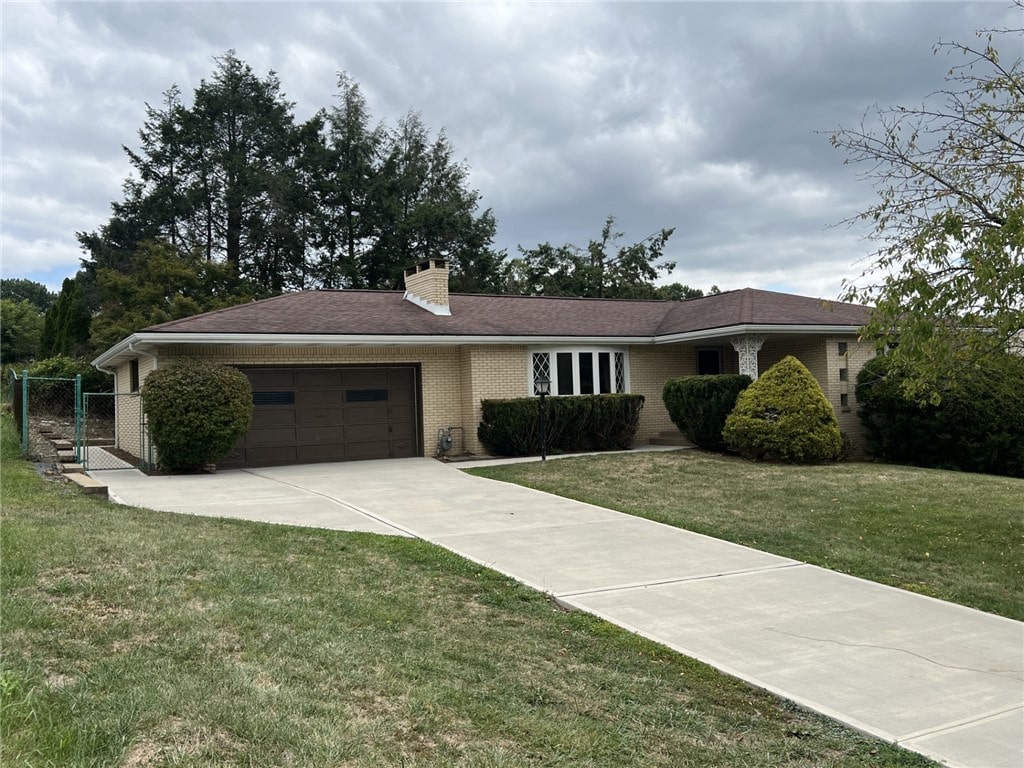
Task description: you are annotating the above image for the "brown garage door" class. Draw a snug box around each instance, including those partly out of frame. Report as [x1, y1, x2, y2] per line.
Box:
[219, 366, 420, 469]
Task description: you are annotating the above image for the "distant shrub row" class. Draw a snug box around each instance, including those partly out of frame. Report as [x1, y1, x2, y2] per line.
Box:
[856, 354, 1024, 478]
[478, 394, 645, 457]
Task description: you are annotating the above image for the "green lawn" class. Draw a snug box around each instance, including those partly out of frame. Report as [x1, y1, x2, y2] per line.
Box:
[469, 450, 1024, 621]
[0, 422, 936, 767]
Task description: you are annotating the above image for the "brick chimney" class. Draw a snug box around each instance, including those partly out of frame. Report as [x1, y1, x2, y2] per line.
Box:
[403, 258, 451, 316]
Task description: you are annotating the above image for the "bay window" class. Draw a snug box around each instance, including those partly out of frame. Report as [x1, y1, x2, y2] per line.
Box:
[531, 349, 628, 396]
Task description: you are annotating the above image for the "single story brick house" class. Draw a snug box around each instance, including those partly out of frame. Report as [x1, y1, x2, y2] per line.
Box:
[92, 258, 876, 468]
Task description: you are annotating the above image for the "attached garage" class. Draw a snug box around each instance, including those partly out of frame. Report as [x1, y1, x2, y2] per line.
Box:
[219, 365, 421, 469]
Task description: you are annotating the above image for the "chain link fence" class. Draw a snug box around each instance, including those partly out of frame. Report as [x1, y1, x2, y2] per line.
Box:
[81, 393, 150, 470]
[8, 370, 79, 461]
[8, 371, 150, 470]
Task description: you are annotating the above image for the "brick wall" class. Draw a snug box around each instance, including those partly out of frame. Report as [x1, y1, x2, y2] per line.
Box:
[628, 345, 691, 440]
[130, 335, 878, 461]
[112, 357, 156, 460]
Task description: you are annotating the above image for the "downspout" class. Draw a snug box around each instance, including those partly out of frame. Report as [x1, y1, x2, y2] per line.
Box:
[128, 342, 158, 368]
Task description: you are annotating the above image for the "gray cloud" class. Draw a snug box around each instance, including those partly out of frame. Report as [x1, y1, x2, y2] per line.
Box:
[2, 1, 1018, 298]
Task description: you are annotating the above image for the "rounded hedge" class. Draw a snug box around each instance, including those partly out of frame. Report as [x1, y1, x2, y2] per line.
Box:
[662, 374, 752, 451]
[723, 355, 841, 463]
[856, 353, 1024, 477]
[141, 359, 253, 472]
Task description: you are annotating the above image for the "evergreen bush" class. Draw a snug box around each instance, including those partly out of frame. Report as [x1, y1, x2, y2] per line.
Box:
[142, 359, 253, 472]
[662, 374, 752, 451]
[478, 394, 645, 456]
[856, 353, 1024, 477]
[723, 356, 841, 463]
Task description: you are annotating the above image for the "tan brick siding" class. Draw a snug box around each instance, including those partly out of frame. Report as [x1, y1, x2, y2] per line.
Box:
[124, 335, 878, 462]
[111, 357, 156, 461]
[628, 345, 690, 441]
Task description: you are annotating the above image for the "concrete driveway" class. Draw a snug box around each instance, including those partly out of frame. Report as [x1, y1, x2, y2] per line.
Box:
[99, 457, 1023, 768]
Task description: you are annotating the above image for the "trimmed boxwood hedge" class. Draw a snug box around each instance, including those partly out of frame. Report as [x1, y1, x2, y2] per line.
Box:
[856, 353, 1024, 477]
[478, 394, 645, 457]
[662, 374, 752, 451]
[142, 359, 253, 472]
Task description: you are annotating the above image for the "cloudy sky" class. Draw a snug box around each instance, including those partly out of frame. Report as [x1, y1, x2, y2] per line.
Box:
[2, 1, 1020, 300]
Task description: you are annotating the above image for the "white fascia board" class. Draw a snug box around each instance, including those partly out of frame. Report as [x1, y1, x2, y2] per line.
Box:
[92, 324, 865, 368]
[653, 324, 863, 344]
[91, 335, 138, 369]
[93, 332, 654, 362]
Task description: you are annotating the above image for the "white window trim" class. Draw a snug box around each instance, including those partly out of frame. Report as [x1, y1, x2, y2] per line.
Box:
[529, 347, 630, 396]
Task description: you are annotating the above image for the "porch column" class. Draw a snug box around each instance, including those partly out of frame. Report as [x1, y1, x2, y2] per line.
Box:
[730, 335, 766, 380]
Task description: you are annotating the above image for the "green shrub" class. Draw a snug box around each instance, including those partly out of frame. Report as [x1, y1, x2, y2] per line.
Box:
[662, 374, 752, 451]
[21, 356, 113, 394]
[478, 394, 645, 456]
[3, 357, 114, 418]
[856, 353, 1024, 477]
[142, 359, 253, 472]
[723, 356, 841, 463]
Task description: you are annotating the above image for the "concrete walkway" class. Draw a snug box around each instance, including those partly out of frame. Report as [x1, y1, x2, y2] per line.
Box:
[98, 457, 1023, 768]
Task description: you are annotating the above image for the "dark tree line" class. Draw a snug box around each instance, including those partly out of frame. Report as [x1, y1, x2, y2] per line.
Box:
[79, 52, 504, 297]
[33, 52, 695, 360]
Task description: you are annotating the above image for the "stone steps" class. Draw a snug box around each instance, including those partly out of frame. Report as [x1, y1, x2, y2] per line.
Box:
[65, 472, 108, 498]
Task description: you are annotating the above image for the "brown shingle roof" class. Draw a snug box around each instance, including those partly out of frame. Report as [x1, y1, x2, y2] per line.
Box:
[141, 288, 870, 338]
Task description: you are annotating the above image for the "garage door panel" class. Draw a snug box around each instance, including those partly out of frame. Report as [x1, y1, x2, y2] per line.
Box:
[247, 371, 296, 389]
[296, 425, 346, 442]
[344, 423, 392, 441]
[389, 403, 416, 421]
[388, 368, 414, 384]
[247, 426, 299, 445]
[297, 369, 344, 388]
[344, 404, 391, 424]
[299, 390, 344, 407]
[297, 443, 347, 462]
[231, 365, 420, 468]
[344, 439, 393, 459]
[390, 438, 416, 457]
[251, 409, 297, 428]
[389, 421, 416, 440]
[245, 445, 299, 464]
[296, 408, 344, 425]
[342, 369, 389, 388]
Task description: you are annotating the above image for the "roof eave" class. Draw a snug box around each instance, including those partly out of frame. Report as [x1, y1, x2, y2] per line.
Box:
[653, 323, 865, 344]
[95, 332, 656, 362]
[94, 323, 867, 367]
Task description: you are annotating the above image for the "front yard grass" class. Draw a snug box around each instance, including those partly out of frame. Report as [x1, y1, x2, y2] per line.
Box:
[0, 422, 936, 767]
[469, 450, 1024, 621]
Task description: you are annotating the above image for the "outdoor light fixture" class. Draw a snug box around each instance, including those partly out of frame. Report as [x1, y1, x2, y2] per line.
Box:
[535, 375, 551, 461]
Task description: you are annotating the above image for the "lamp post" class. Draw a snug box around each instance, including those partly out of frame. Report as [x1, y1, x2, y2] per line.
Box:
[535, 375, 550, 462]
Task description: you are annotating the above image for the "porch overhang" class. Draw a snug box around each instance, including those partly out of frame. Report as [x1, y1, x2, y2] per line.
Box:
[652, 323, 863, 345]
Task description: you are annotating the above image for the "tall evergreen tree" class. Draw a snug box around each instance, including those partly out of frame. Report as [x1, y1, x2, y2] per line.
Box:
[310, 73, 383, 288]
[39, 278, 91, 358]
[78, 53, 506, 300]
[367, 112, 503, 290]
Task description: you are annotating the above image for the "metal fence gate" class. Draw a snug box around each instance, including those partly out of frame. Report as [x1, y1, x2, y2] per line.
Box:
[80, 393, 150, 471]
[8, 370, 150, 470]
[8, 370, 79, 457]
